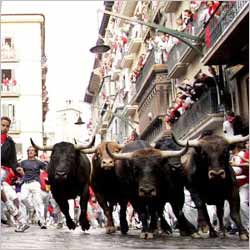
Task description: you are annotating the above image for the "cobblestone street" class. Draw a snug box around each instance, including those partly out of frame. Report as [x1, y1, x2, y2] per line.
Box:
[1, 225, 249, 250]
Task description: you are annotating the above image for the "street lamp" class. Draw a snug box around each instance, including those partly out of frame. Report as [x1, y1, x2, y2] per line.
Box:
[74, 115, 85, 125]
[91, 9, 204, 56]
[90, 37, 111, 54]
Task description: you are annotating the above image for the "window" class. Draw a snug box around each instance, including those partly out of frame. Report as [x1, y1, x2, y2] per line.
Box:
[1, 103, 16, 122]
[5, 37, 12, 47]
[1, 69, 12, 81]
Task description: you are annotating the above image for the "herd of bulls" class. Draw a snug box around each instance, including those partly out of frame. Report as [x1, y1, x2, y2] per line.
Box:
[30, 132, 249, 240]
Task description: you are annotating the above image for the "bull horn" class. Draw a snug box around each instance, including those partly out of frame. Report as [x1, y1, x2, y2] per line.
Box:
[30, 138, 53, 151]
[171, 133, 200, 147]
[80, 147, 97, 154]
[106, 142, 133, 160]
[225, 134, 249, 145]
[159, 142, 189, 158]
[73, 138, 77, 145]
[74, 135, 96, 150]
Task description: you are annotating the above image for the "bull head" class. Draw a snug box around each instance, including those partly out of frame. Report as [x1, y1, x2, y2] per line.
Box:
[105, 142, 189, 160]
[30, 135, 96, 151]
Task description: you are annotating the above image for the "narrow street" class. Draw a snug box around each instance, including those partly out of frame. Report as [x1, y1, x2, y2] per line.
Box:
[1, 225, 249, 250]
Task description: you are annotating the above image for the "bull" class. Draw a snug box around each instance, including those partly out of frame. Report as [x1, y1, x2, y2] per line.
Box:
[30, 137, 94, 231]
[81, 141, 129, 234]
[106, 139, 195, 239]
[154, 136, 198, 238]
[172, 133, 249, 240]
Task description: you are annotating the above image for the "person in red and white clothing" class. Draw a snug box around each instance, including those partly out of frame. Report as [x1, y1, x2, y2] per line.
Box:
[231, 142, 249, 230]
[1, 116, 29, 232]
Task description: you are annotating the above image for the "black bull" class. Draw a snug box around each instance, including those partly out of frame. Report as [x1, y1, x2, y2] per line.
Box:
[30, 139, 92, 231]
[173, 134, 249, 240]
[106, 139, 198, 239]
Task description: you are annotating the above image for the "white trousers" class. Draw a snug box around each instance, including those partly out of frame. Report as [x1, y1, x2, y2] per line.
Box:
[20, 181, 45, 224]
[239, 184, 249, 229]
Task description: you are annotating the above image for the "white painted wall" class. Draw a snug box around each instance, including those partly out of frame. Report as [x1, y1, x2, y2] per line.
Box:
[1, 20, 43, 158]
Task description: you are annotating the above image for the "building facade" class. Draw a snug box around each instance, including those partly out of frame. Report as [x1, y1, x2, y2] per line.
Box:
[85, 1, 249, 144]
[1, 14, 48, 158]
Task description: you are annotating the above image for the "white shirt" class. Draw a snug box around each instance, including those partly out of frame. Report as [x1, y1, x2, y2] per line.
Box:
[223, 120, 234, 137]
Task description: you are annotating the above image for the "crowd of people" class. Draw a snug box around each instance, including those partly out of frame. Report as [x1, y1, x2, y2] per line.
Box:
[1, 113, 249, 234]
[165, 70, 217, 125]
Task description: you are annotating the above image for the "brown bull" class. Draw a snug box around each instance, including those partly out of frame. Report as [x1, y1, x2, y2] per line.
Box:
[81, 142, 129, 234]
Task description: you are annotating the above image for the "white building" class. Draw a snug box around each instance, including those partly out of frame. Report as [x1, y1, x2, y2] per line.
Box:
[55, 100, 88, 144]
[1, 14, 48, 159]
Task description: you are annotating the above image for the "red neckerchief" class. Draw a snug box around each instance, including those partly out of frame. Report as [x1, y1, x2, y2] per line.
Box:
[1, 133, 7, 144]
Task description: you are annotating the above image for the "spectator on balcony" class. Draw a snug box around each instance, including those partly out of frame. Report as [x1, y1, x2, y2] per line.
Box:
[207, 1, 221, 17]
[154, 33, 165, 64]
[161, 34, 170, 63]
[174, 96, 185, 116]
[177, 91, 194, 111]
[182, 9, 194, 34]
[204, 1, 221, 48]
[2, 77, 10, 91]
[176, 79, 195, 101]
[145, 37, 155, 51]
[190, 0, 202, 13]
[176, 16, 186, 32]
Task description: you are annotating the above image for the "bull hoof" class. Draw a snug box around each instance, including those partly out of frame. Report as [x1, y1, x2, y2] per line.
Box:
[191, 232, 201, 239]
[120, 225, 129, 235]
[66, 220, 76, 230]
[240, 234, 249, 241]
[209, 230, 219, 238]
[139, 232, 154, 239]
[106, 226, 116, 234]
[80, 221, 90, 231]
[180, 231, 189, 236]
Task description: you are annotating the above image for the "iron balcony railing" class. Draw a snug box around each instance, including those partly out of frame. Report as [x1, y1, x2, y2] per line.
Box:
[172, 87, 221, 139]
[1, 83, 20, 96]
[1, 47, 18, 62]
[141, 116, 164, 143]
[135, 48, 157, 92]
[204, 0, 249, 50]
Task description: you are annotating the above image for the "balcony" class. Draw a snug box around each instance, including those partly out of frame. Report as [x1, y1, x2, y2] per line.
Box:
[167, 8, 205, 79]
[120, 52, 135, 68]
[1, 47, 18, 62]
[140, 116, 168, 144]
[127, 37, 143, 54]
[138, 81, 169, 136]
[9, 120, 21, 134]
[201, 0, 249, 65]
[118, 1, 137, 27]
[1, 82, 20, 97]
[171, 88, 224, 140]
[134, 49, 168, 100]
